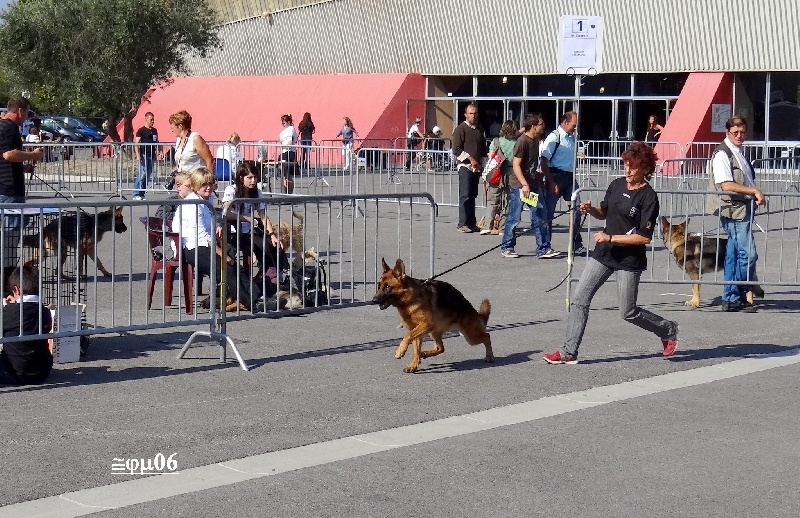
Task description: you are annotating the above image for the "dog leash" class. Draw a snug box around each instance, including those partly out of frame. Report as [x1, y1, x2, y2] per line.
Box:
[423, 229, 523, 284]
[544, 209, 588, 293]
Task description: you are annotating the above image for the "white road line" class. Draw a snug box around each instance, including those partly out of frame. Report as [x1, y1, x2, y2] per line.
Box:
[3, 348, 799, 518]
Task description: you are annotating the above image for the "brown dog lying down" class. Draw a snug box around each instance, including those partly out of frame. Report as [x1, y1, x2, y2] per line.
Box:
[660, 217, 763, 308]
[373, 258, 493, 373]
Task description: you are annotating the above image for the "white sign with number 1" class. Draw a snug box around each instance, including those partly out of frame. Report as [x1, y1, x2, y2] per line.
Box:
[559, 16, 604, 74]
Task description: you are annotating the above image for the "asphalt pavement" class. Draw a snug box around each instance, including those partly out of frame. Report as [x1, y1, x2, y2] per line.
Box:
[1, 202, 799, 517]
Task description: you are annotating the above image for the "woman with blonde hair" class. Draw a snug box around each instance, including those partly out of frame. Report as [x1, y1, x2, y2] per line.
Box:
[215, 132, 241, 165]
[171, 168, 224, 301]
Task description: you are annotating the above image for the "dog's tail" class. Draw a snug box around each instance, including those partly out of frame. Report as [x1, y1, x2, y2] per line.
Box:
[478, 299, 491, 324]
[292, 211, 304, 223]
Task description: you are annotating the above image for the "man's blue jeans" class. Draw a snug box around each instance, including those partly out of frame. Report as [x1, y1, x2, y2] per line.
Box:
[133, 156, 154, 198]
[543, 171, 584, 250]
[529, 186, 551, 256]
[501, 186, 523, 252]
[720, 211, 758, 303]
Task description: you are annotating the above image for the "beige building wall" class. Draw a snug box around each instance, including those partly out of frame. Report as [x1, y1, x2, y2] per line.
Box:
[207, 0, 332, 22]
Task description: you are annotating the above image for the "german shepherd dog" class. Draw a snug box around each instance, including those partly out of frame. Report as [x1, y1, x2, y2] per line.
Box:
[660, 217, 763, 307]
[373, 258, 493, 373]
[277, 211, 304, 269]
[24, 207, 128, 277]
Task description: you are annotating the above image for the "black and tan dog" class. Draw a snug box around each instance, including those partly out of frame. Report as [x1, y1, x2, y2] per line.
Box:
[373, 258, 493, 373]
[660, 217, 763, 308]
[24, 207, 128, 277]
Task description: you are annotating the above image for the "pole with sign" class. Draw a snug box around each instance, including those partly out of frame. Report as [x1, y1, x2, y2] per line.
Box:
[556, 15, 603, 308]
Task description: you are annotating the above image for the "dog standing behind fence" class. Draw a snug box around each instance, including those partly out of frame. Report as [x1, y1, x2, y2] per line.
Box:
[660, 217, 763, 307]
[23, 207, 128, 277]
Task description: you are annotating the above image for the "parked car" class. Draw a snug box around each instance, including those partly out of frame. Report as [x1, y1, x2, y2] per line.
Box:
[51, 115, 107, 142]
[40, 117, 90, 143]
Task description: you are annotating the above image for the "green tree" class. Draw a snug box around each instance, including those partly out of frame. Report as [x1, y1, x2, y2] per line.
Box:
[0, 0, 221, 140]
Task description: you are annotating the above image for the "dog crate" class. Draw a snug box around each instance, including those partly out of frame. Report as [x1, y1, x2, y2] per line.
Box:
[2, 208, 88, 361]
[3, 208, 86, 307]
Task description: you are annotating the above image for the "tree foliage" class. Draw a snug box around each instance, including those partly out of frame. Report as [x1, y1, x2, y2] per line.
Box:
[0, 0, 221, 140]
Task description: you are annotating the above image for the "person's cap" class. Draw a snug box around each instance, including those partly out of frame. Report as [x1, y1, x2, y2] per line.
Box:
[432, 126, 441, 133]
[415, 117, 422, 123]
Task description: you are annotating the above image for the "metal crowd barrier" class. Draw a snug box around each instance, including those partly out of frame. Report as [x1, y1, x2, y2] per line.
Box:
[0, 199, 249, 371]
[23, 137, 800, 207]
[24, 142, 118, 197]
[218, 193, 437, 330]
[576, 141, 682, 190]
[566, 187, 800, 306]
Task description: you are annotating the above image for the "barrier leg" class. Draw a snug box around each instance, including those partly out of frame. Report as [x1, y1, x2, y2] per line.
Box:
[177, 330, 250, 371]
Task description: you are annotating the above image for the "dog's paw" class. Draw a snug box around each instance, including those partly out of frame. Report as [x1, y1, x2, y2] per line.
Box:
[485, 355, 495, 363]
[403, 364, 418, 373]
[685, 299, 700, 308]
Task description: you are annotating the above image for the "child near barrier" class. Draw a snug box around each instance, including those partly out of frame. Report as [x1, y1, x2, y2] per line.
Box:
[0, 266, 54, 385]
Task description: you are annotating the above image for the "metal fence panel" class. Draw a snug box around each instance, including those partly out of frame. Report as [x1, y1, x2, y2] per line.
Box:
[568, 187, 800, 308]
[0, 199, 251, 369]
[218, 193, 437, 326]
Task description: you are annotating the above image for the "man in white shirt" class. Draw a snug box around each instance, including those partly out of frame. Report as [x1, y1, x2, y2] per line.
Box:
[405, 116, 423, 169]
[708, 116, 766, 312]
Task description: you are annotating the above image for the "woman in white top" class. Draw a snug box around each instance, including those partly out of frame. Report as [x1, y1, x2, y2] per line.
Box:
[215, 132, 241, 166]
[171, 168, 224, 298]
[169, 110, 214, 173]
[278, 114, 298, 193]
[222, 162, 287, 274]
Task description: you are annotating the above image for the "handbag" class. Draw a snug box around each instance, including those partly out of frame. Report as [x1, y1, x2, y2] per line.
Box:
[482, 138, 505, 186]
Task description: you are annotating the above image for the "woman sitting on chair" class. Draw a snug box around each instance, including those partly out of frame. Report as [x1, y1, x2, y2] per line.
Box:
[221, 162, 287, 274]
[172, 168, 229, 303]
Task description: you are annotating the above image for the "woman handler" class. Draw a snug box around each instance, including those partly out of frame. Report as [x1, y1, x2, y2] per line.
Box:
[543, 141, 678, 364]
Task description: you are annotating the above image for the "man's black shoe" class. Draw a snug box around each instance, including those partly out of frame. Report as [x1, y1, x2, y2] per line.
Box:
[742, 303, 758, 313]
[721, 300, 742, 312]
[721, 300, 757, 313]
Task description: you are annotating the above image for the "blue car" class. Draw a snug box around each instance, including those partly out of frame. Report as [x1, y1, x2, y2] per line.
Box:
[50, 115, 108, 142]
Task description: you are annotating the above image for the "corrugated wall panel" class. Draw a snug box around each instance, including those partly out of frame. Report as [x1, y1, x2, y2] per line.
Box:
[186, 0, 800, 76]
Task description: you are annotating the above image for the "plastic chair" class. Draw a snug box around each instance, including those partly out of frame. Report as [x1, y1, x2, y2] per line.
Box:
[214, 158, 232, 181]
[139, 217, 194, 314]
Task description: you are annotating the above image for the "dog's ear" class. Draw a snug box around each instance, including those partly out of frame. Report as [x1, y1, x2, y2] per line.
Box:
[381, 258, 391, 272]
[111, 206, 123, 216]
[393, 258, 405, 278]
[684, 217, 690, 227]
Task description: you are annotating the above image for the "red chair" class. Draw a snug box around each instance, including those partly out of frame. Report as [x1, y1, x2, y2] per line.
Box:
[140, 217, 194, 314]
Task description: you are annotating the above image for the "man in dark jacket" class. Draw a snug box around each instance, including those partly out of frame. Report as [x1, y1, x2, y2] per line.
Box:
[1, 266, 53, 385]
[451, 103, 487, 233]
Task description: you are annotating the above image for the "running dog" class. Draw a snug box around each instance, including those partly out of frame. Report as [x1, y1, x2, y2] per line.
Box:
[23, 207, 128, 277]
[373, 258, 493, 373]
[660, 217, 763, 307]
